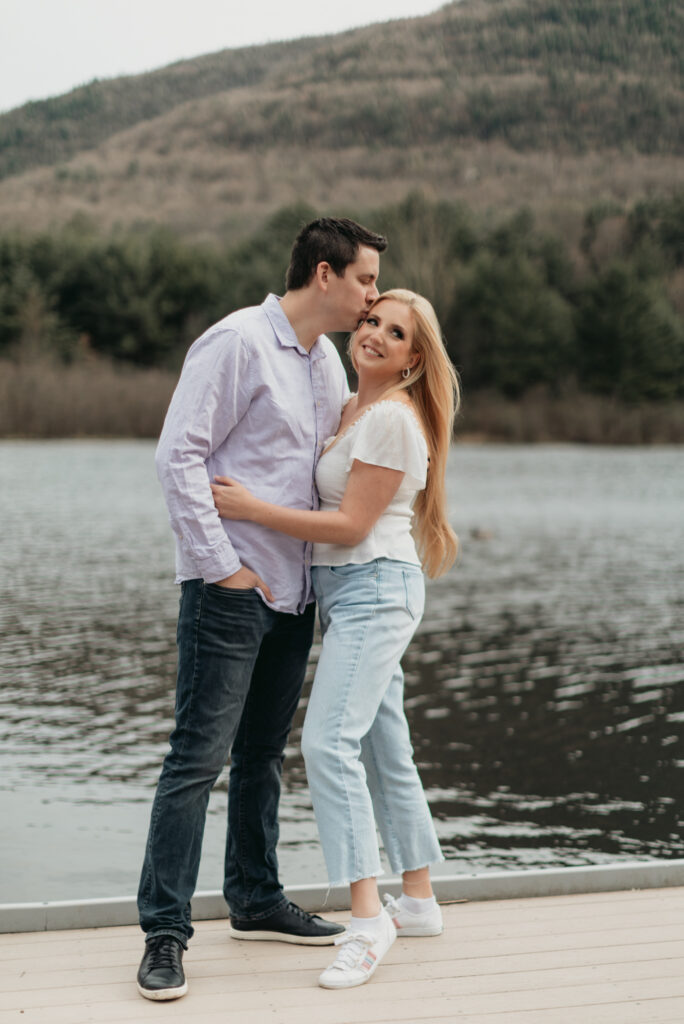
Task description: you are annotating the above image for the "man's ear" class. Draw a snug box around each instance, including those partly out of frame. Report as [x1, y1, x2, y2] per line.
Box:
[315, 261, 331, 291]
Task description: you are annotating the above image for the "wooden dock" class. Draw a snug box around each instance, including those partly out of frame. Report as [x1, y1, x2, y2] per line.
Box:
[2, 886, 684, 1023]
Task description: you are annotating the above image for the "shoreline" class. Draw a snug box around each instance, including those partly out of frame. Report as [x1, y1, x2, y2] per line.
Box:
[4, 861, 684, 933]
[2, 432, 683, 447]
[1, 358, 683, 444]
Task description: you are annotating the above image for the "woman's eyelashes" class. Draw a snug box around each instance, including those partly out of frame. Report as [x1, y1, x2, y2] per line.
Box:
[364, 316, 403, 340]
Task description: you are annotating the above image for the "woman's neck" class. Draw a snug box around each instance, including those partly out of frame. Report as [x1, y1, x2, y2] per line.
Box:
[356, 376, 404, 410]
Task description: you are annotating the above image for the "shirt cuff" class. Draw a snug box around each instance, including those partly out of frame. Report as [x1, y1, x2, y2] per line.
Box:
[195, 549, 242, 583]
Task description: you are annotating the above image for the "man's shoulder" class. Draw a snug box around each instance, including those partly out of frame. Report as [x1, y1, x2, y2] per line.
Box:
[210, 302, 270, 338]
[190, 303, 272, 358]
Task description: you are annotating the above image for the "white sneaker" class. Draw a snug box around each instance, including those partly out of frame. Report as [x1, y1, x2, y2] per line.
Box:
[318, 910, 396, 989]
[383, 893, 443, 936]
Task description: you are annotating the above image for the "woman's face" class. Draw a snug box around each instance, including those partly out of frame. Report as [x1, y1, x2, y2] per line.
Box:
[352, 299, 418, 384]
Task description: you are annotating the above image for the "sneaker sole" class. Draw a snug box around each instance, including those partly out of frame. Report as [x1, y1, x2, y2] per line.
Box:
[137, 981, 188, 1001]
[395, 925, 444, 936]
[229, 925, 341, 945]
[319, 969, 375, 989]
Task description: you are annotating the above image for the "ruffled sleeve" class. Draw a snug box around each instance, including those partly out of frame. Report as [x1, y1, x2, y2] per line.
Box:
[345, 402, 428, 490]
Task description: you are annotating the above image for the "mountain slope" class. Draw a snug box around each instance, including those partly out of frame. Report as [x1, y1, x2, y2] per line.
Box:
[0, 0, 681, 240]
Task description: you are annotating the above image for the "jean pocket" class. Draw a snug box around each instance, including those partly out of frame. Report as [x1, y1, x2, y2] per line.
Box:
[206, 582, 256, 596]
[328, 561, 377, 578]
[402, 569, 424, 620]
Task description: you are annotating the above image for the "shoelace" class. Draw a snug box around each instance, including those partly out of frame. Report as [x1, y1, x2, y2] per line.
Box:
[146, 938, 181, 969]
[329, 930, 374, 971]
[285, 901, 316, 922]
[383, 893, 401, 917]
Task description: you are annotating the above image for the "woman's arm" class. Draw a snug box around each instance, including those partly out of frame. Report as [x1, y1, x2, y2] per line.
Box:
[211, 460, 404, 546]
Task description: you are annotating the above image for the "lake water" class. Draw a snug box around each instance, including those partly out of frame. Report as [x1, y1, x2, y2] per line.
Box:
[1, 441, 683, 904]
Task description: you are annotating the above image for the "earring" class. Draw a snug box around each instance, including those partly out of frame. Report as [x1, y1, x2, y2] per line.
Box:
[402, 367, 411, 379]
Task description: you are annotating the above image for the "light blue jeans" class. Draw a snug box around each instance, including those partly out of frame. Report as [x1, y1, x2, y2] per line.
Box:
[303, 558, 444, 886]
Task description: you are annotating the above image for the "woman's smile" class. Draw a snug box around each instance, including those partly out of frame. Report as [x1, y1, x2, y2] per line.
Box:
[360, 343, 383, 358]
[353, 298, 418, 379]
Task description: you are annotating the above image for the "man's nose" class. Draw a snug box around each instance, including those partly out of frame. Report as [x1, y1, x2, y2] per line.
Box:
[367, 282, 379, 302]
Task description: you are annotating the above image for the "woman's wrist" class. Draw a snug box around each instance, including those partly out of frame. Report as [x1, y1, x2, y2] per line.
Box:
[250, 497, 270, 525]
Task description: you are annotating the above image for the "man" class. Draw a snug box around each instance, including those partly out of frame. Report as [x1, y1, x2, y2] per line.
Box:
[136, 218, 387, 1001]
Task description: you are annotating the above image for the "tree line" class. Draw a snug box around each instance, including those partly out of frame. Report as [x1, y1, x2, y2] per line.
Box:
[1, 193, 683, 405]
[1, 0, 681, 182]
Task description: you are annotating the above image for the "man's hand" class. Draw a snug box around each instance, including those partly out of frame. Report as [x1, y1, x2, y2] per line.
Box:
[213, 567, 274, 603]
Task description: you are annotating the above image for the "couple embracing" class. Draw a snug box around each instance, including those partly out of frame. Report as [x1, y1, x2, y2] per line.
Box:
[136, 217, 460, 999]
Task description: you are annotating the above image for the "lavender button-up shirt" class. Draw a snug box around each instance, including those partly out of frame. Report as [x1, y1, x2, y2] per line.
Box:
[155, 294, 349, 614]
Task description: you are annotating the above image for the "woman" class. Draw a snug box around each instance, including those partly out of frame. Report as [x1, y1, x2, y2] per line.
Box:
[211, 289, 460, 989]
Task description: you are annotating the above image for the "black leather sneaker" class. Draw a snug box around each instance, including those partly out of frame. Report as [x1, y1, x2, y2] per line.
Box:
[136, 935, 187, 1001]
[229, 900, 345, 945]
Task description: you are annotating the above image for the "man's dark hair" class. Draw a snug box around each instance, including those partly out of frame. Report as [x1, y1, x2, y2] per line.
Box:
[285, 217, 387, 291]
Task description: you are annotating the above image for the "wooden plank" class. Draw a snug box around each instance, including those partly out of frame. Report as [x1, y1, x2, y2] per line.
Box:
[4, 865, 684, 935]
[386, 1015, 684, 1024]
[5, 917, 684, 983]
[5, 954, 684, 1012]
[395, 1006, 684, 1024]
[6, 884, 682, 958]
[4, 961, 684, 1022]
[6, 938, 684, 996]
[0, 886, 680, 950]
[3, 982, 684, 1024]
[3, 892, 684, 1024]
[7, 919, 683, 979]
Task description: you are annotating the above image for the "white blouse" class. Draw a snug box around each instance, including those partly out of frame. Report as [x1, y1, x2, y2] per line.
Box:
[312, 400, 428, 568]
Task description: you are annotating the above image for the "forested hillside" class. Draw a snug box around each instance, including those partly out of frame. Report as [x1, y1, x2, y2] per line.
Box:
[1, 0, 682, 440]
[2, 0, 682, 178]
[0, 0, 681, 238]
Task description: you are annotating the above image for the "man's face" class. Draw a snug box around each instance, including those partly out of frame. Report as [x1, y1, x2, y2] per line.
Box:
[325, 246, 380, 332]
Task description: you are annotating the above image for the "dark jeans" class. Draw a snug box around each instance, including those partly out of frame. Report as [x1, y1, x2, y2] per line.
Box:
[137, 579, 315, 944]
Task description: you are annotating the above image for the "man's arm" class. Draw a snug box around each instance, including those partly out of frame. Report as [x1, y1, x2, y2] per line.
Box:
[155, 325, 255, 585]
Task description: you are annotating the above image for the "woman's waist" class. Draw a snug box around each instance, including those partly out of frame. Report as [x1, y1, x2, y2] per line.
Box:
[311, 533, 420, 566]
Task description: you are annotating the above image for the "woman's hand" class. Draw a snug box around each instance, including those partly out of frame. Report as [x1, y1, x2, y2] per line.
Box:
[211, 476, 260, 520]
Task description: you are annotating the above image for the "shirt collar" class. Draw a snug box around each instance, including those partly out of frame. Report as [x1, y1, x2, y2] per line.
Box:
[262, 294, 327, 362]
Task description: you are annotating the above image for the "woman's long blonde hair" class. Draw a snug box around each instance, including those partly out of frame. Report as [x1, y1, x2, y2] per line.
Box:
[349, 289, 461, 578]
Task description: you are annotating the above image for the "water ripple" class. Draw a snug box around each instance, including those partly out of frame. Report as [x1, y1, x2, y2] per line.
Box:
[1, 440, 683, 900]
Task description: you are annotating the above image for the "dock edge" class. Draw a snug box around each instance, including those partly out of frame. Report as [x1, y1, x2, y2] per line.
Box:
[3, 860, 684, 933]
